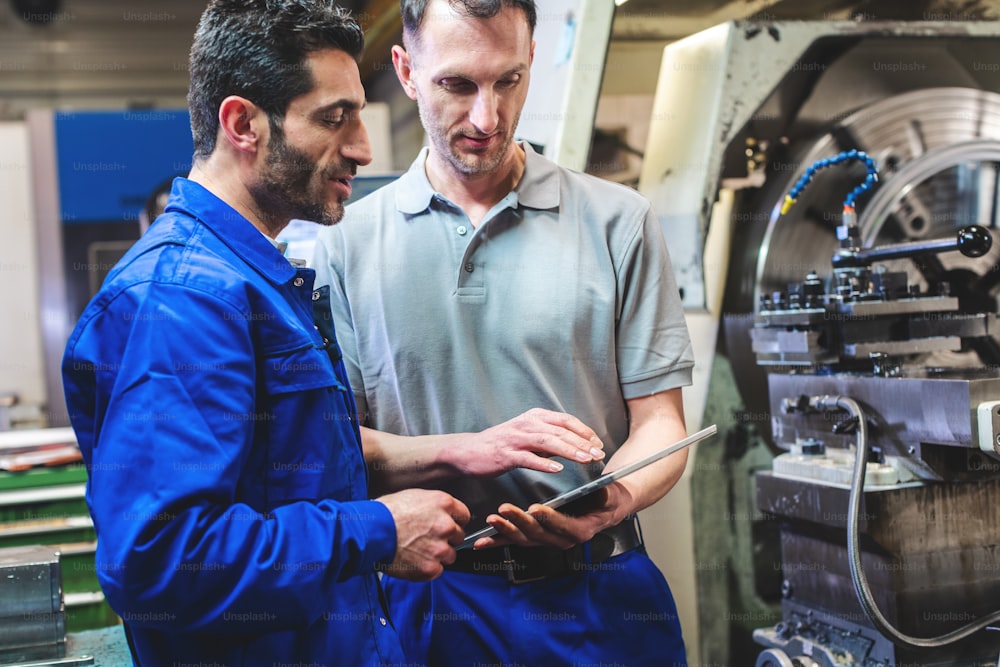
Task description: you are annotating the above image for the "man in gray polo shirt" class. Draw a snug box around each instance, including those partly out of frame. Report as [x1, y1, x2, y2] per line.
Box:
[313, 0, 694, 664]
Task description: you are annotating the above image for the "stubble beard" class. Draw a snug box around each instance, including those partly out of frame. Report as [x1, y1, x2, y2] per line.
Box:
[426, 109, 522, 178]
[250, 129, 344, 228]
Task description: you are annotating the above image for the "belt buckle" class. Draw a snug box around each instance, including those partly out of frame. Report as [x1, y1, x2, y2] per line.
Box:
[502, 547, 547, 585]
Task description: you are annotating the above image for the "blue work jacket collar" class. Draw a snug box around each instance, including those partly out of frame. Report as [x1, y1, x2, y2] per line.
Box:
[395, 141, 561, 215]
[164, 177, 298, 286]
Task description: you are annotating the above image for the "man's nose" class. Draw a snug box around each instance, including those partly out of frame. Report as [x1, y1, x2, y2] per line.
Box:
[469, 89, 500, 135]
[343, 120, 373, 166]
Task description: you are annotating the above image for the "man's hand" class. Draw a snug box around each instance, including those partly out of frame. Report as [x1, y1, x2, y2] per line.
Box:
[470, 390, 689, 550]
[453, 407, 606, 477]
[469, 482, 634, 551]
[364, 408, 605, 494]
[376, 489, 470, 581]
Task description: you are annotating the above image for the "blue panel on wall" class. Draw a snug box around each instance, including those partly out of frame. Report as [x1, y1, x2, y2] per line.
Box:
[55, 110, 193, 224]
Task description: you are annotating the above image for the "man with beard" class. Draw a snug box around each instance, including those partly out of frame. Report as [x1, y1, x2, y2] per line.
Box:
[312, 0, 695, 665]
[56, 1, 532, 664]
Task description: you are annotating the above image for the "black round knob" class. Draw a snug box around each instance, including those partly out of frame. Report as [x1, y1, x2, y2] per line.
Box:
[957, 225, 992, 258]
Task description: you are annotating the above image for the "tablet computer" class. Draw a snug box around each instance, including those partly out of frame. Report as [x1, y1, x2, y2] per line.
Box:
[458, 423, 717, 549]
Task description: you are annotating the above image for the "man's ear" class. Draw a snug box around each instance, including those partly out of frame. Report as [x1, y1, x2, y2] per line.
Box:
[217, 95, 266, 154]
[391, 45, 418, 102]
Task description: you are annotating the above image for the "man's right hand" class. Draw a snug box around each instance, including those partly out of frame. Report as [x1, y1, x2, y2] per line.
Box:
[452, 407, 606, 477]
[362, 408, 605, 494]
[376, 489, 470, 581]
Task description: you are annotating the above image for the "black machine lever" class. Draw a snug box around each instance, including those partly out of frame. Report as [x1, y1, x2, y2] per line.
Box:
[831, 224, 992, 269]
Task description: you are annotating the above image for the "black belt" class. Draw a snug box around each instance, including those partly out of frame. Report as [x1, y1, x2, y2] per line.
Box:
[448, 516, 642, 584]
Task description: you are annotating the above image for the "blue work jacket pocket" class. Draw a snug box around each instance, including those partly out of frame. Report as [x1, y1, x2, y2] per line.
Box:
[253, 343, 362, 505]
[259, 344, 346, 394]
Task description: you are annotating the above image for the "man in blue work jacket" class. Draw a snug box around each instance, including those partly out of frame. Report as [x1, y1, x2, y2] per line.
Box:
[61, 2, 496, 664]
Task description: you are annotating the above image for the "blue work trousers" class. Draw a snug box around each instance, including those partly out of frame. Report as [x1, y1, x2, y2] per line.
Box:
[383, 548, 687, 667]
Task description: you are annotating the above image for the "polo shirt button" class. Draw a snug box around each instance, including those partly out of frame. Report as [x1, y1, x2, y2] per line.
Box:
[379, 617, 387, 626]
[293, 277, 305, 287]
[457, 225, 468, 236]
[464, 262, 474, 273]
[312, 291, 321, 301]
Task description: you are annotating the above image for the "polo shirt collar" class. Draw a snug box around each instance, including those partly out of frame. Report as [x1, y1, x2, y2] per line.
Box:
[514, 141, 560, 210]
[164, 177, 297, 285]
[394, 147, 436, 214]
[394, 141, 560, 215]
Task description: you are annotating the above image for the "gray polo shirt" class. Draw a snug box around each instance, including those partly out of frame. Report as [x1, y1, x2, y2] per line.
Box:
[313, 142, 693, 529]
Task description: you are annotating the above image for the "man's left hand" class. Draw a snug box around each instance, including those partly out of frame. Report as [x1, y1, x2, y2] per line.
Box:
[469, 482, 634, 550]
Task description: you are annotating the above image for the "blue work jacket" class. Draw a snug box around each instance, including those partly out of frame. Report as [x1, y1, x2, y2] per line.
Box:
[62, 178, 405, 665]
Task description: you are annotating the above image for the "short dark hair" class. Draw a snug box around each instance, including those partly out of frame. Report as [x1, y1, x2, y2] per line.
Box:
[188, 0, 364, 160]
[400, 0, 536, 46]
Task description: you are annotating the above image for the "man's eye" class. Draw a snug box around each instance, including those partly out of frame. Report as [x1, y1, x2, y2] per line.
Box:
[440, 79, 474, 93]
[324, 114, 346, 126]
